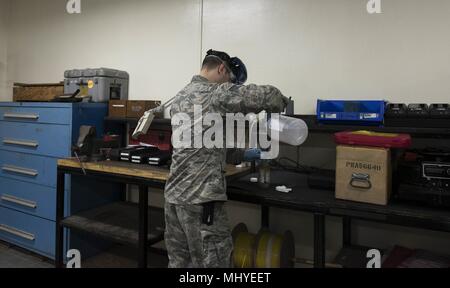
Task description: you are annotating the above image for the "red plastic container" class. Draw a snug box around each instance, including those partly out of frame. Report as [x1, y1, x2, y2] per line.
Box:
[334, 130, 412, 148]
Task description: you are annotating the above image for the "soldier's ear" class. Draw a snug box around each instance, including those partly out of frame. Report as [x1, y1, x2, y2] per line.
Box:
[218, 63, 226, 75]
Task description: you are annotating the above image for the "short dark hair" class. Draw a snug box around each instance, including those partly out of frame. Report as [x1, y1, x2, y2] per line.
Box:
[201, 49, 233, 71]
[201, 55, 224, 70]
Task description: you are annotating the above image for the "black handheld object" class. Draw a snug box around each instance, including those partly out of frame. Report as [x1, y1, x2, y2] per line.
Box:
[52, 89, 83, 103]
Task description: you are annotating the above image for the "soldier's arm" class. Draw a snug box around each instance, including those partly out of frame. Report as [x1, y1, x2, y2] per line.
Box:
[211, 83, 289, 114]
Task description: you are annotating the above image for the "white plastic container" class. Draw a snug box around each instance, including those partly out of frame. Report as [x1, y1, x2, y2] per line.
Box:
[268, 115, 309, 146]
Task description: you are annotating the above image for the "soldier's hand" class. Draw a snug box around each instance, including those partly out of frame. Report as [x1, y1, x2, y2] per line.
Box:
[243, 148, 262, 161]
[273, 94, 290, 113]
[281, 95, 290, 109]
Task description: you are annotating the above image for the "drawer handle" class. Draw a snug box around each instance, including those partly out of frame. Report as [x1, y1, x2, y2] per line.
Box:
[3, 113, 39, 120]
[350, 173, 372, 190]
[112, 104, 125, 108]
[3, 139, 39, 148]
[0, 224, 35, 241]
[2, 165, 38, 177]
[1, 194, 37, 209]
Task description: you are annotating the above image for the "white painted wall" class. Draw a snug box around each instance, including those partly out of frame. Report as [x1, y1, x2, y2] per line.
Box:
[7, 0, 202, 102]
[0, 0, 9, 101]
[3, 0, 450, 265]
[203, 0, 450, 114]
[201, 0, 450, 262]
[6, 0, 450, 111]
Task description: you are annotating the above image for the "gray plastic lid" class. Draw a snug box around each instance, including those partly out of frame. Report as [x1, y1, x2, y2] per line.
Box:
[64, 69, 83, 78]
[64, 68, 129, 79]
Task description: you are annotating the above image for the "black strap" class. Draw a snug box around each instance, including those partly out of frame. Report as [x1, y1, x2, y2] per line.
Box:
[202, 202, 215, 226]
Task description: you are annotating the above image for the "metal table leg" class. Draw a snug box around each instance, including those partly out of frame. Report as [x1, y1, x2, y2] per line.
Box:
[55, 170, 65, 268]
[138, 185, 148, 268]
[261, 205, 270, 229]
[314, 213, 326, 268]
[343, 216, 352, 247]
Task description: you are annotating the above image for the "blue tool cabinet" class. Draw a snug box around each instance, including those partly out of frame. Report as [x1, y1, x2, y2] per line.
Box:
[0, 102, 111, 259]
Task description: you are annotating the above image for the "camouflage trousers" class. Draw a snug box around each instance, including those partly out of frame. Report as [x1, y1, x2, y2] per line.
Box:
[164, 201, 233, 268]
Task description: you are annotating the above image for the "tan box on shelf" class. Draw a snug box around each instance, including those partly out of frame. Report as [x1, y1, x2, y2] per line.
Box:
[126, 100, 162, 118]
[335, 145, 391, 205]
[109, 100, 128, 118]
[13, 83, 64, 102]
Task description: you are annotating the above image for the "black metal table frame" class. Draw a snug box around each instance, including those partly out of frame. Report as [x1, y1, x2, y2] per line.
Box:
[55, 165, 166, 268]
[95, 117, 450, 268]
[56, 164, 450, 269]
[55, 164, 251, 268]
[228, 193, 328, 268]
[228, 192, 450, 268]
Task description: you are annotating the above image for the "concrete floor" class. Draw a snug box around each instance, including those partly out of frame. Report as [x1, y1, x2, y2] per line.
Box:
[83, 246, 169, 268]
[0, 241, 168, 268]
[0, 242, 53, 268]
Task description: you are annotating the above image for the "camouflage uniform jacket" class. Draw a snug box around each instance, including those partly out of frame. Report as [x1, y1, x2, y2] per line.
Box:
[164, 75, 287, 204]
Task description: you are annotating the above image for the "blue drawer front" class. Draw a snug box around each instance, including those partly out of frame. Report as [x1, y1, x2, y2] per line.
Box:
[0, 122, 71, 158]
[0, 151, 56, 187]
[0, 206, 55, 258]
[0, 177, 56, 221]
[0, 106, 72, 125]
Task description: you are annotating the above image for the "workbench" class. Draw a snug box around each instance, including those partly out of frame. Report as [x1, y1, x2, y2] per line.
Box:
[94, 116, 450, 268]
[56, 158, 450, 268]
[55, 158, 250, 268]
[227, 170, 450, 268]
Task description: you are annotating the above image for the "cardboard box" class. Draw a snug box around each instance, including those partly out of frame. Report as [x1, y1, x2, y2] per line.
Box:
[13, 83, 64, 102]
[126, 100, 162, 118]
[335, 145, 391, 205]
[109, 100, 128, 118]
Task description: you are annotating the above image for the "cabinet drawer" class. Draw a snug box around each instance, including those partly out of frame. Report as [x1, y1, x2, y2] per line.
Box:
[0, 151, 57, 187]
[0, 122, 71, 158]
[0, 177, 56, 221]
[0, 106, 71, 125]
[0, 206, 55, 258]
